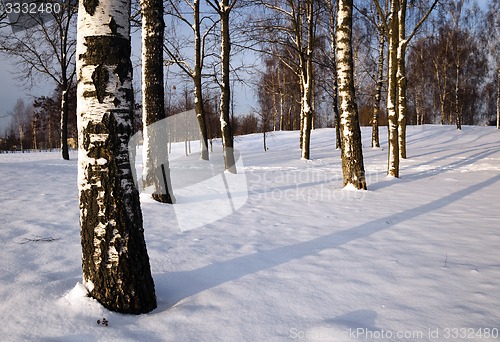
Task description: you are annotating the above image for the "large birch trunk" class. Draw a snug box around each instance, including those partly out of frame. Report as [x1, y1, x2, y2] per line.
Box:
[141, 0, 175, 203]
[336, 0, 367, 190]
[220, 0, 236, 173]
[76, 0, 157, 314]
[387, 0, 399, 177]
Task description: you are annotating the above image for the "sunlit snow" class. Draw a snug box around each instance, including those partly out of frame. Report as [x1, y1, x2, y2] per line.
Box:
[0, 125, 499, 341]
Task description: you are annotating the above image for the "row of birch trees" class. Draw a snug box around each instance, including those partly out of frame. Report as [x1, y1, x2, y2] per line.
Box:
[72, 0, 366, 313]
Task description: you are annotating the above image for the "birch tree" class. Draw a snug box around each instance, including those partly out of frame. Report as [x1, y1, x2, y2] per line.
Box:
[252, 0, 317, 159]
[326, 0, 342, 150]
[396, 0, 438, 158]
[373, 0, 436, 173]
[497, 69, 500, 130]
[12, 99, 28, 152]
[299, 0, 315, 160]
[372, 13, 385, 148]
[376, 0, 399, 177]
[207, 0, 237, 172]
[336, 0, 367, 189]
[76, 0, 156, 313]
[141, 0, 175, 203]
[164, 0, 216, 161]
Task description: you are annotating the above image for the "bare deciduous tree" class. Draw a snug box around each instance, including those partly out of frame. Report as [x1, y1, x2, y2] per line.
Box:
[207, 0, 237, 172]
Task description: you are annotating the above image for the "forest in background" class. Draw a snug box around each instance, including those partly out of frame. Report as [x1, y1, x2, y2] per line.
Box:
[0, 0, 498, 154]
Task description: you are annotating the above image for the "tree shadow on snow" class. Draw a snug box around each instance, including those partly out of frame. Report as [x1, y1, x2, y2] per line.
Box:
[153, 173, 500, 312]
[326, 309, 381, 332]
[370, 145, 499, 191]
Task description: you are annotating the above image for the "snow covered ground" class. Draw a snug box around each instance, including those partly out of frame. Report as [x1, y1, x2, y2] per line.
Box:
[0, 125, 499, 341]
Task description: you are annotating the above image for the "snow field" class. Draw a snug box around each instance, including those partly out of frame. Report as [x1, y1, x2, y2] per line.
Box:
[0, 125, 499, 341]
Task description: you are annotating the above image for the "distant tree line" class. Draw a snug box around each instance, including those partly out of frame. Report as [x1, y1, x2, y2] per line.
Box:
[2, 0, 497, 155]
[250, 0, 497, 135]
[0, 86, 77, 153]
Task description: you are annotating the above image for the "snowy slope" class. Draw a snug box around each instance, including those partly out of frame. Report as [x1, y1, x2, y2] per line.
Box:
[0, 125, 499, 341]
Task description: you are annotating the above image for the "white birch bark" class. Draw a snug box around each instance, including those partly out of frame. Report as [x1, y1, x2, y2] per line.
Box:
[336, 0, 367, 189]
[76, 0, 156, 313]
[372, 23, 385, 148]
[497, 68, 500, 129]
[300, 0, 314, 160]
[208, 0, 237, 173]
[387, 0, 399, 177]
[396, 0, 407, 159]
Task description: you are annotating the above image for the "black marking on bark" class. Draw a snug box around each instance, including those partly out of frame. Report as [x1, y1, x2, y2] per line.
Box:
[113, 97, 121, 107]
[82, 36, 131, 66]
[92, 65, 109, 104]
[114, 62, 129, 85]
[83, 0, 99, 15]
[109, 17, 118, 35]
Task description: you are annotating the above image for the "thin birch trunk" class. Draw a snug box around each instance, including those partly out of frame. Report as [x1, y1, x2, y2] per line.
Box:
[397, 0, 437, 156]
[300, 0, 314, 160]
[397, 0, 407, 159]
[60, 76, 70, 160]
[372, 24, 385, 148]
[327, 0, 342, 150]
[336, 0, 367, 190]
[455, 64, 462, 130]
[193, 0, 209, 160]
[497, 68, 499, 129]
[219, 0, 236, 173]
[387, 0, 399, 177]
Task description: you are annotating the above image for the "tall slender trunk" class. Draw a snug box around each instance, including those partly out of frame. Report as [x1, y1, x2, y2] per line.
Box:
[387, 0, 399, 177]
[438, 69, 447, 125]
[32, 115, 38, 150]
[299, 0, 314, 160]
[327, 0, 341, 150]
[142, 0, 175, 203]
[279, 90, 284, 131]
[415, 88, 423, 125]
[59, 4, 73, 162]
[18, 124, 24, 153]
[219, 0, 236, 173]
[455, 63, 462, 130]
[336, 0, 367, 190]
[76, 0, 156, 314]
[397, 0, 407, 159]
[193, 0, 209, 160]
[372, 24, 385, 148]
[60, 76, 70, 160]
[497, 68, 499, 129]
[48, 113, 53, 151]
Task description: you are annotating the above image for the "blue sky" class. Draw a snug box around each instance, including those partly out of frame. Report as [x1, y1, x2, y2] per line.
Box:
[0, 30, 258, 132]
[0, 0, 491, 132]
